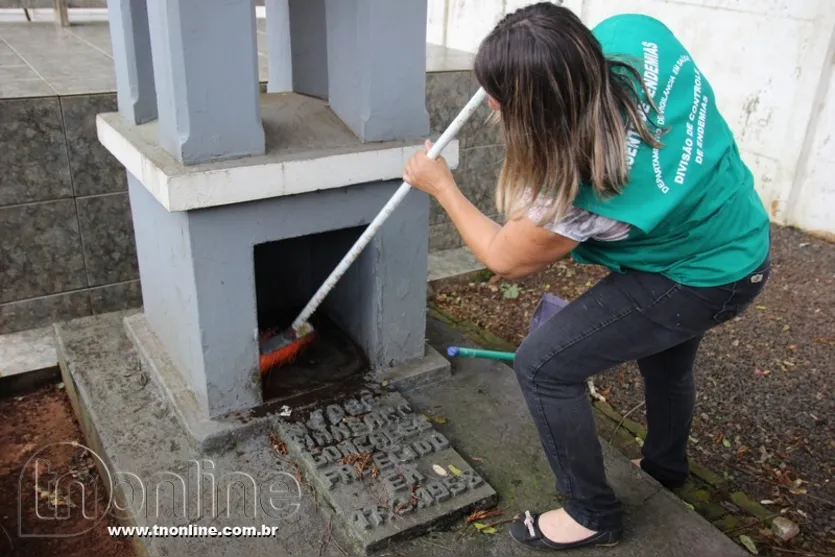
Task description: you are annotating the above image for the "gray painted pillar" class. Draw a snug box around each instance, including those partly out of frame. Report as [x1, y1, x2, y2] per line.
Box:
[325, 0, 430, 141]
[145, 0, 265, 164]
[107, 0, 157, 124]
[288, 0, 328, 100]
[265, 0, 293, 93]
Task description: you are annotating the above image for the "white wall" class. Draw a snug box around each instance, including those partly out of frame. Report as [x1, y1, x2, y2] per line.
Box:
[427, 0, 835, 238]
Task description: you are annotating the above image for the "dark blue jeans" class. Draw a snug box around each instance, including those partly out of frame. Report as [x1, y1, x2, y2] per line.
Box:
[513, 255, 771, 532]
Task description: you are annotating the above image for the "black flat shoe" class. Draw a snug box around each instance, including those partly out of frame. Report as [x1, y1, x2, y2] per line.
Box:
[509, 510, 622, 551]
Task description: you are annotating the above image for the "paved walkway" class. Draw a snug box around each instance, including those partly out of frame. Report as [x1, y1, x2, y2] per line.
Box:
[53, 309, 745, 556]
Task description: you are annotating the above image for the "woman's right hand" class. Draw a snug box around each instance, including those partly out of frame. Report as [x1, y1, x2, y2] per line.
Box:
[403, 140, 457, 199]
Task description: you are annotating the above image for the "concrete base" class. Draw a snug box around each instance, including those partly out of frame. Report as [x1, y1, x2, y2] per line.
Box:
[123, 312, 274, 453]
[54, 310, 746, 557]
[379, 343, 451, 392]
[55, 311, 342, 556]
[124, 311, 452, 453]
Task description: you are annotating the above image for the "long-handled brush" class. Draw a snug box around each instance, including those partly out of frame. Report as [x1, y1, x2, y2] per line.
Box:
[443, 293, 570, 364]
[260, 87, 489, 374]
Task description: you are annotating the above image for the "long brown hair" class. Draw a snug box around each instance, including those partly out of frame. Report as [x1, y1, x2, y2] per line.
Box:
[473, 3, 662, 224]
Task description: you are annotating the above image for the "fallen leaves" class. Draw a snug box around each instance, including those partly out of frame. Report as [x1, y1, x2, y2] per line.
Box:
[467, 508, 515, 535]
[739, 534, 758, 554]
[501, 283, 520, 299]
[423, 414, 448, 424]
[269, 433, 288, 456]
[472, 522, 497, 534]
[466, 508, 503, 523]
[338, 453, 379, 479]
[37, 486, 75, 509]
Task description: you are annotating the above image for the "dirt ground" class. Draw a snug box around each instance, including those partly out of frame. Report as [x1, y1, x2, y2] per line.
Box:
[0, 382, 135, 557]
[434, 224, 834, 555]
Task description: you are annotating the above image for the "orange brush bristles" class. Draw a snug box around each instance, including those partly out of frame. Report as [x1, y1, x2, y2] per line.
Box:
[259, 331, 316, 374]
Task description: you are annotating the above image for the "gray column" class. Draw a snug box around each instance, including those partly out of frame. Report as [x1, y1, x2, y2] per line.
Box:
[325, 0, 430, 141]
[145, 0, 265, 164]
[107, 0, 158, 124]
[265, 0, 293, 93]
[288, 0, 328, 100]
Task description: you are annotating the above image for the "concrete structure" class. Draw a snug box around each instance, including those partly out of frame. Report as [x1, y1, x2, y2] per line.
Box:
[427, 0, 835, 239]
[0, 19, 497, 336]
[144, 0, 264, 164]
[325, 0, 430, 142]
[106, 0, 156, 124]
[95, 1, 458, 421]
[287, 0, 328, 99]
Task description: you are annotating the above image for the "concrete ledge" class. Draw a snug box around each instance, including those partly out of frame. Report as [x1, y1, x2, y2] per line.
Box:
[379, 343, 451, 392]
[123, 312, 273, 453]
[97, 92, 460, 212]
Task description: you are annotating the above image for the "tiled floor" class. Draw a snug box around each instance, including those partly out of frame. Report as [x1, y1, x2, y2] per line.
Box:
[0, 19, 474, 99]
[0, 19, 270, 98]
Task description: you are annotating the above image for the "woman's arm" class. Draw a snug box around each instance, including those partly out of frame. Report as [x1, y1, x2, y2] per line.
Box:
[435, 182, 579, 279]
[404, 140, 579, 279]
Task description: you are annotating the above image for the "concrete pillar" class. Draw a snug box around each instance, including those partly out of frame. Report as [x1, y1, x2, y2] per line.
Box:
[107, 0, 157, 124]
[145, 0, 265, 164]
[325, 0, 430, 142]
[288, 0, 328, 100]
[265, 0, 293, 93]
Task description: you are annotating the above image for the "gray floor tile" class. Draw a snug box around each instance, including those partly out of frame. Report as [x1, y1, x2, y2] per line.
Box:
[0, 64, 39, 80]
[0, 42, 24, 64]
[0, 78, 55, 98]
[67, 24, 113, 56]
[49, 75, 116, 95]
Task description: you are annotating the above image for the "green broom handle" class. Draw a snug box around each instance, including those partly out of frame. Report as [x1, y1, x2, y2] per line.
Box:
[446, 346, 515, 361]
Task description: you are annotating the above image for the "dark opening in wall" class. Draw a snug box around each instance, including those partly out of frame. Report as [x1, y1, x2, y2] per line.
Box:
[254, 226, 370, 405]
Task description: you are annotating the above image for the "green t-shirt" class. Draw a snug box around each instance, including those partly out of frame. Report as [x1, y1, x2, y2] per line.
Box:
[570, 14, 770, 287]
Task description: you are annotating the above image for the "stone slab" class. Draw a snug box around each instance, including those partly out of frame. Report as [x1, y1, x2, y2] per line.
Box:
[427, 246, 485, 283]
[274, 389, 497, 553]
[0, 325, 56, 377]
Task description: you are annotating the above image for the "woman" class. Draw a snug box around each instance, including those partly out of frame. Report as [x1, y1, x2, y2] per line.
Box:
[403, 3, 770, 552]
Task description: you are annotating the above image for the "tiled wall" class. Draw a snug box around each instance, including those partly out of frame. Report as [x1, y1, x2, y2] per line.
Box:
[0, 70, 501, 334]
[0, 93, 140, 334]
[425, 69, 504, 251]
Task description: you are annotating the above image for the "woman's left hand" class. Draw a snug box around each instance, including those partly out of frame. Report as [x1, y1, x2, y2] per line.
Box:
[403, 140, 456, 198]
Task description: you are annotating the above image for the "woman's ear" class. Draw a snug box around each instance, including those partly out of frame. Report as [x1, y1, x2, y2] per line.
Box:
[487, 95, 500, 111]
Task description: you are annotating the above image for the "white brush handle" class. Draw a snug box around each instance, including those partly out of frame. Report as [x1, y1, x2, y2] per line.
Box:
[292, 87, 489, 332]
